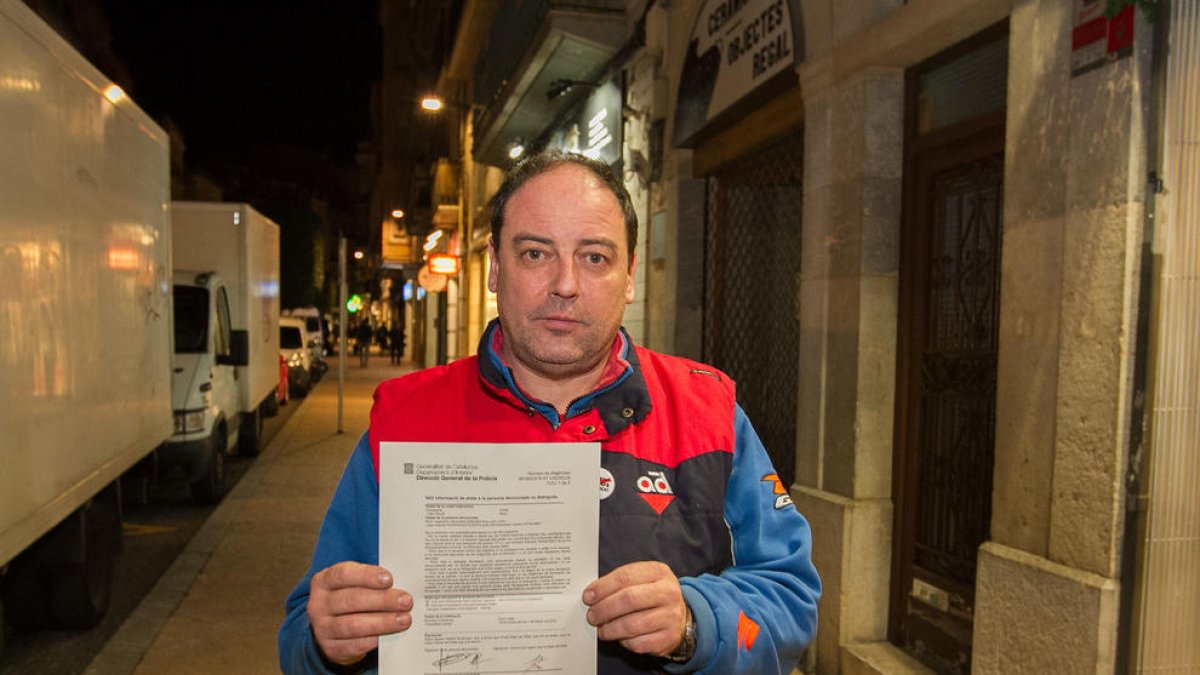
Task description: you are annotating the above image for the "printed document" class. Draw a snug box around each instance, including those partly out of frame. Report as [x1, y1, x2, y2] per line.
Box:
[379, 442, 599, 674]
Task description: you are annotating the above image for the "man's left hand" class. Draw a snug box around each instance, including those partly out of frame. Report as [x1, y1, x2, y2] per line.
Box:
[582, 561, 688, 657]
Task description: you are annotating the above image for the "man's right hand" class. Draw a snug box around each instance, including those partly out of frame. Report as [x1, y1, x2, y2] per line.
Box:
[307, 562, 413, 666]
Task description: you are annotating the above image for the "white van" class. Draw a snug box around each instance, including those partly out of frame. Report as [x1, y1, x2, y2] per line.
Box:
[280, 316, 312, 398]
[285, 306, 327, 379]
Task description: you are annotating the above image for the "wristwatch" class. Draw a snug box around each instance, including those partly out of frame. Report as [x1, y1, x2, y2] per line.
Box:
[666, 607, 697, 663]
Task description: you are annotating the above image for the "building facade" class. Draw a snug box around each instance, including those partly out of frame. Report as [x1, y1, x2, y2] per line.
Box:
[415, 0, 1199, 672]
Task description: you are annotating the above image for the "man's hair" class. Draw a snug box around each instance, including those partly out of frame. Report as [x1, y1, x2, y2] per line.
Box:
[489, 150, 638, 265]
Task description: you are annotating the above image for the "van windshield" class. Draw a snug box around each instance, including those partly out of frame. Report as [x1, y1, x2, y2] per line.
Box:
[173, 286, 209, 354]
[281, 326, 304, 349]
[305, 317, 321, 335]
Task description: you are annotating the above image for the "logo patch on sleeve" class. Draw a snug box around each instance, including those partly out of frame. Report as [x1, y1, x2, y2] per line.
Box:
[635, 470, 674, 514]
[737, 611, 760, 651]
[762, 473, 795, 510]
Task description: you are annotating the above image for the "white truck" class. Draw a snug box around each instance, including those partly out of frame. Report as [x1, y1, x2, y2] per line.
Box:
[164, 202, 280, 503]
[0, 0, 172, 633]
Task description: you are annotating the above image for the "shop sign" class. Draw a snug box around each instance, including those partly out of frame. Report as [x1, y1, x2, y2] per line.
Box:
[546, 80, 623, 166]
[1071, 0, 1135, 77]
[417, 264, 448, 293]
[674, 0, 803, 148]
[428, 253, 459, 275]
[382, 218, 416, 266]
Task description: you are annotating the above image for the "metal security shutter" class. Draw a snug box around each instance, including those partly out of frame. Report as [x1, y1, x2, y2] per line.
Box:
[703, 133, 803, 487]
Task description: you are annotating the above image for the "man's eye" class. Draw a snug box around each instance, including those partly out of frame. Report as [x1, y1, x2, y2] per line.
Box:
[522, 250, 544, 261]
[584, 253, 607, 265]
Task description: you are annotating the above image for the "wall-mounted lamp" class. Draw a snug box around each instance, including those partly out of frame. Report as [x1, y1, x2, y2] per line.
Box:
[546, 78, 600, 101]
[391, 209, 405, 219]
[420, 96, 445, 112]
[508, 143, 526, 160]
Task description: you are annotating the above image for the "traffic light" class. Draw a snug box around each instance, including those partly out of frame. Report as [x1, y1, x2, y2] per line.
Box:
[346, 294, 364, 313]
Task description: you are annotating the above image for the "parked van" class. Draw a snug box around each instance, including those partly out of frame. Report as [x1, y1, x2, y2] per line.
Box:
[280, 316, 312, 398]
[285, 306, 327, 379]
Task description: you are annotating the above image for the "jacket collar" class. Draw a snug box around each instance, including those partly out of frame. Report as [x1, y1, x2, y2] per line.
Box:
[477, 318, 652, 434]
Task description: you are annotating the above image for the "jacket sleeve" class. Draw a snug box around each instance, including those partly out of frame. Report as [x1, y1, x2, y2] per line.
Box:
[668, 405, 821, 674]
[278, 433, 381, 674]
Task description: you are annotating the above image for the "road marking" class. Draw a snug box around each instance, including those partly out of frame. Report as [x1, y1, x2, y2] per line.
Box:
[122, 522, 176, 537]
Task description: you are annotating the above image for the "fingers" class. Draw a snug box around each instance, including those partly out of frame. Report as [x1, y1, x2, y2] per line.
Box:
[583, 560, 672, 605]
[308, 562, 413, 666]
[582, 561, 687, 657]
[315, 561, 394, 591]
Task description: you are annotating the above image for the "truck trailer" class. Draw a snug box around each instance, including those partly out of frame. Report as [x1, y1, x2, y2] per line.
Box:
[0, 0, 173, 634]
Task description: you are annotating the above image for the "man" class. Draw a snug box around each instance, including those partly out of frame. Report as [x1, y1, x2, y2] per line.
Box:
[355, 320, 371, 367]
[279, 151, 820, 674]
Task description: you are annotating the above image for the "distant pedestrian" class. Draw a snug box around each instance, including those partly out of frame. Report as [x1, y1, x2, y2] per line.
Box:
[389, 322, 404, 365]
[355, 320, 371, 367]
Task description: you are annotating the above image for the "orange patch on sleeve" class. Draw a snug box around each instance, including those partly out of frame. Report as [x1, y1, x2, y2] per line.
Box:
[762, 473, 787, 495]
[737, 611, 760, 651]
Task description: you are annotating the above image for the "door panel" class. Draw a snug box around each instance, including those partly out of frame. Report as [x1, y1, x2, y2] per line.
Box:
[891, 125, 1004, 674]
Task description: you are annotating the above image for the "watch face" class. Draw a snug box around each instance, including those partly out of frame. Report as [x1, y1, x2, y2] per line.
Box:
[668, 615, 697, 662]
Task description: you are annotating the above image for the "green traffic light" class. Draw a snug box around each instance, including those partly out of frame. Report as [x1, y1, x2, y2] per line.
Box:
[346, 294, 363, 313]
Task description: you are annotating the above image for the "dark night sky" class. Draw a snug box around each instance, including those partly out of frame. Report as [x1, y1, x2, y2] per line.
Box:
[98, 1, 381, 172]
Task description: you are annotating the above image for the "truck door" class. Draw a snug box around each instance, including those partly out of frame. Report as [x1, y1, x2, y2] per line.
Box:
[211, 286, 239, 451]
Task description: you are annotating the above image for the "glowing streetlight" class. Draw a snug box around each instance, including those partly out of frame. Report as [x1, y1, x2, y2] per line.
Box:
[353, 250, 365, 260]
[420, 96, 445, 112]
[104, 84, 125, 103]
[391, 209, 405, 219]
[508, 144, 525, 160]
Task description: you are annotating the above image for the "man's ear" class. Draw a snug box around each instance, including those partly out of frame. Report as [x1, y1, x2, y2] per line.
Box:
[625, 252, 637, 304]
[487, 237, 499, 293]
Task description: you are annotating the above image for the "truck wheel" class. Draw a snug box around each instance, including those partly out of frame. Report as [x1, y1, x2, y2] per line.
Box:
[238, 407, 263, 456]
[1, 550, 49, 630]
[190, 430, 227, 504]
[48, 492, 119, 629]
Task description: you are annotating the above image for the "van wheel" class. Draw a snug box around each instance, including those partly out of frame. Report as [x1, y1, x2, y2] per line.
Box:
[262, 391, 280, 418]
[49, 492, 119, 629]
[190, 430, 227, 504]
[238, 407, 263, 456]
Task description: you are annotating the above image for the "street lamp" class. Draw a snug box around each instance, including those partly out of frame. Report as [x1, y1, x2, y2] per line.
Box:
[391, 208, 405, 219]
[420, 95, 445, 112]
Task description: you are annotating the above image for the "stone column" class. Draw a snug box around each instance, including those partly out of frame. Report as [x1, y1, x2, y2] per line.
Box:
[793, 65, 904, 675]
[974, 1, 1151, 672]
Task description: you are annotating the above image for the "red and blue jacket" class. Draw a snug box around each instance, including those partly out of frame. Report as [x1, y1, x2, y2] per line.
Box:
[279, 320, 820, 674]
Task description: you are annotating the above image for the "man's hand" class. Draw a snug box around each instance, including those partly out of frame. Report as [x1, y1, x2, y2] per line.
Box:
[582, 561, 689, 657]
[307, 562, 413, 666]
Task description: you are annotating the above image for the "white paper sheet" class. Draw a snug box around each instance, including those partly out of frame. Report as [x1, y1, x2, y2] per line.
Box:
[379, 442, 599, 675]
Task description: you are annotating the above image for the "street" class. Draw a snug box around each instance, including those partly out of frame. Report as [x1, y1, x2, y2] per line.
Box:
[0, 386, 304, 675]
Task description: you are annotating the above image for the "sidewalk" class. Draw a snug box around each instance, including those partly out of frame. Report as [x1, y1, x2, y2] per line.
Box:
[85, 353, 414, 675]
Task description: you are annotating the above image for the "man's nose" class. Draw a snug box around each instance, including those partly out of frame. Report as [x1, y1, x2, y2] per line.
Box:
[550, 258, 580, 298]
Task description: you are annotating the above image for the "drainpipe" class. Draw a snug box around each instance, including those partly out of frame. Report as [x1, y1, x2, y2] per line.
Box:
[1115, 4, 1169, 672]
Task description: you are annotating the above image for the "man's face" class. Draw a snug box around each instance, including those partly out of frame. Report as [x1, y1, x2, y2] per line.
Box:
[488, 163, 635, 380]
